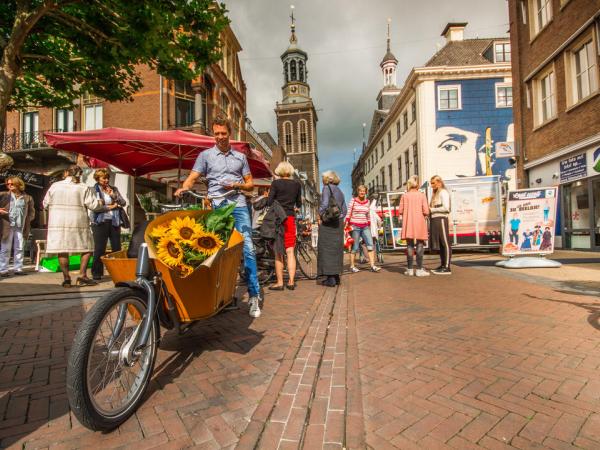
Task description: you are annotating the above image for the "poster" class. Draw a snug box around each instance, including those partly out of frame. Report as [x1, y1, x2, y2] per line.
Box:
[502, 187, 558, 256]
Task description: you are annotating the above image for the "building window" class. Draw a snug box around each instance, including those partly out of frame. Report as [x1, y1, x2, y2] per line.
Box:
[284, 121, 293, 153]
[396, 120, 401, 141]
[375, 149, 378, 163]
[299, 120, 308, 152]
[397, 157, 402, 187]
[494, 42, 511, 62]
[404, 150, 409, 178]
[569, 40, 598, 104]
[233, 109, 241, 140]
[84, 104, 103, 130]
[381, 168, 386, 191]
[380, 141, 384, 158]
[220, 93, 230, 116]
[174, 80, 194, 127]
[387, 131, 391, 150]
[495, 83, 513, 108]
[534, 68, 556, 125]
[403, 111, 408, 131]
[411, 101, 416, 123]
[22, 111, 39, 147]
[56, 109, 74, 132]
[438, 85, 461, 110]
[388, 164, 393, 191]
[375, 175, 379, 187]
[290, 60, 297, 81]
[412, 143, 418, 176]
[530, 0, 552, 36]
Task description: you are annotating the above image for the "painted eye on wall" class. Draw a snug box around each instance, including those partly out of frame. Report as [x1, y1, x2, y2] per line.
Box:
[440, 143, 458, 152]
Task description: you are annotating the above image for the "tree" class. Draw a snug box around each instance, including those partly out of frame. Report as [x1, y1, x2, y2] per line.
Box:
[0, 0, 229, 150]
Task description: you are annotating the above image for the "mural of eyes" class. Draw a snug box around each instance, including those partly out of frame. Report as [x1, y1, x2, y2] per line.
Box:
[438, 138, 462, 152]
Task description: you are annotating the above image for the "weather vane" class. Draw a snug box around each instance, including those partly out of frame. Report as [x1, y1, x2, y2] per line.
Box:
[289, 5, 297, 43]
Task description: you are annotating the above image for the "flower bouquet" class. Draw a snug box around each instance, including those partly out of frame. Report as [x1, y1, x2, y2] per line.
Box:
[147, 203, 236, 277]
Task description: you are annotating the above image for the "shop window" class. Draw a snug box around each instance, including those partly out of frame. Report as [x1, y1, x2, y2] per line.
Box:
[564, 181, 591, 249]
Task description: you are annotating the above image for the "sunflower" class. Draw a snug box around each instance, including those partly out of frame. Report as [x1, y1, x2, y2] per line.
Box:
[156, 236, 184, 267]
[169, 216, 204, 242]
[177, 263, 194, 277]
[190, 230, 224, 256]
[149, 224, 170, 240]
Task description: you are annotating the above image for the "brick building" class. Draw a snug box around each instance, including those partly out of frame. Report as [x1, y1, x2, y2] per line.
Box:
[1, 25, 248, 226]
[508, 0, 600, 250]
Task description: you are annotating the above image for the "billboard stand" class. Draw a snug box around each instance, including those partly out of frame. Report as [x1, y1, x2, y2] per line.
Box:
[498, 187, 561, 269]
[495, 256, 561, 269]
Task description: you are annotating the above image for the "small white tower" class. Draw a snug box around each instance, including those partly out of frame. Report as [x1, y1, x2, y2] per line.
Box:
[380, 19, 398, 88]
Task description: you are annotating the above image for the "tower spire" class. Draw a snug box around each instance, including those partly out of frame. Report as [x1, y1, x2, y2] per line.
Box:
[289, 5, 297, 45]
[387, 18, 391, 53]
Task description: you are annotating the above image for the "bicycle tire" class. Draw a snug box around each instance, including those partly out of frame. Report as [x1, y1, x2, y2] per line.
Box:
[66, 287, 158, 431]
[296, 241, 318, 280]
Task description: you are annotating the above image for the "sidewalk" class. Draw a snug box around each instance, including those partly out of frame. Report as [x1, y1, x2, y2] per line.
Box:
[0, 253, 599, 449]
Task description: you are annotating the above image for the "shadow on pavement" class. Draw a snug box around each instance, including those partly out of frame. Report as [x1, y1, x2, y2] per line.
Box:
[524, 293, 600, 332]
[0, 284, 263, 447]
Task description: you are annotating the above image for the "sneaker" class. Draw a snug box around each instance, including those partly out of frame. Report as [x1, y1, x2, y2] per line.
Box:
[415, 268, 430, 277]
[404, 268, 414, 276]
[371, 265, 381, 272]
[248, 296, 261, 318]
[350, 266, 360, 273]
[432, 267, 452, 275]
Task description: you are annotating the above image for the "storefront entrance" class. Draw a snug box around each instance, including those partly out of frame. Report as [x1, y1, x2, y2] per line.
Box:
[562, 175, 600, 251]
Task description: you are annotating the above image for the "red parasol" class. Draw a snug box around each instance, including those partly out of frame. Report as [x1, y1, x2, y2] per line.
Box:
[44, 128, 272, 179]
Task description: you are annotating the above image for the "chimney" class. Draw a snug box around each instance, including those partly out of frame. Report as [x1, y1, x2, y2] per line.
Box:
[441, 22, 467, 43]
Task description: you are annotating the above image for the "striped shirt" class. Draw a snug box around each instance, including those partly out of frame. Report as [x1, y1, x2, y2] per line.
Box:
[346, 198, 371, 227]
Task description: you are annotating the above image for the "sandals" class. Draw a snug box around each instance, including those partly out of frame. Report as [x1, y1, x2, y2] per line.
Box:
[268, 285, 285, 291]
[286, 283, 296, 290]
[62, 279, 72, 288]
[76, 277, 98, 287]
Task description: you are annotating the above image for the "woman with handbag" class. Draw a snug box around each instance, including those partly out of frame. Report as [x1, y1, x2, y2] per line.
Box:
[91, 168, 127, 280]
[317, 170, 347, 287]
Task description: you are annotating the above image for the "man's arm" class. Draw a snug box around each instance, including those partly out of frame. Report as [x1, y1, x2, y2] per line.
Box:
[227, 173, 253, 192]
[174, 171, 202, 197]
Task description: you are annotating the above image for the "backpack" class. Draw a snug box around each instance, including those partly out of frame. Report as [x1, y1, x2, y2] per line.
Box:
[320, 185, 341, 223]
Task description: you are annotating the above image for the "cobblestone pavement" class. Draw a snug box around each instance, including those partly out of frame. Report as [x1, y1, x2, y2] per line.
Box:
[0, 252, 599, 449]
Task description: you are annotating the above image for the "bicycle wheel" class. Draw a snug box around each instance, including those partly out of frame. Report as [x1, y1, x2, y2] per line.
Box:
[66, 287, 158, 431]
[296, 240, 318, 280]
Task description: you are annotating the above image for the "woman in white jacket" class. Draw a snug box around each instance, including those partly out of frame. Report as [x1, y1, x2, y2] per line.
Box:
[429, 175, 452, 275]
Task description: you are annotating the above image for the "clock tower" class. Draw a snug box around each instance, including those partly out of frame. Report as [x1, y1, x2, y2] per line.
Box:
[275, 8, 320, 188]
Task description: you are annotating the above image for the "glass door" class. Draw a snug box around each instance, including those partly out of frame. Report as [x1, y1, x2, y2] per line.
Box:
[563, 180, 591, 249]
[592, 178, 600, 250]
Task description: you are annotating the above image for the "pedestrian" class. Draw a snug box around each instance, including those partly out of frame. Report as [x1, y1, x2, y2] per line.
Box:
[317, 170, 347, 287]
[175, 116, 262, 318]
[43, 165, 103, 287]
[267, 161, 302, 291]
[398, 175, 430, 277]
[0, 177, 35, 277]
[91, 169, 127, 280]
[346, 185, 381, 273]
[429, 175, 452, 275]
[251, 186, 270, 230]
[369, 195, 382, 256]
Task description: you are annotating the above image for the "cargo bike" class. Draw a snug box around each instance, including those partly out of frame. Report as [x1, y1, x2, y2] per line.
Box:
[66, 190, 247, 431]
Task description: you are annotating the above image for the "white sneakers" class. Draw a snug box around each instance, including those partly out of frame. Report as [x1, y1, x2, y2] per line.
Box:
[248, 296, 261, 318]
[350, 266, 360, 273]
[405, 268, 430, 277]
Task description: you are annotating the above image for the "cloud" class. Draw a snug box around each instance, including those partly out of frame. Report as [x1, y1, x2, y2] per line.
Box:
[226, 0, 509, 197]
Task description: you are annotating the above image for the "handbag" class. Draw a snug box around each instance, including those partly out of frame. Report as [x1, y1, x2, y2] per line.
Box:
[320, 185, 341, 223]
[118, 207, 131, 229]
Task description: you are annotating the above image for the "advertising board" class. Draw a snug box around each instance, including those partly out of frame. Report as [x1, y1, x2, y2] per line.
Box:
[502, 187, 558, 256]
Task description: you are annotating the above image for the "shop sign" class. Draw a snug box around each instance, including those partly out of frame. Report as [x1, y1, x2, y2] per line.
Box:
[495, 141, 515, 158]
[560, 153, 587, 183]
[502, 187, 558, 256]
[593, 147, 600, 174]
[0, 168, 45, 188]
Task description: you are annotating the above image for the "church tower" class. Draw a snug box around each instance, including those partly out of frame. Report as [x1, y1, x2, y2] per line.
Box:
[275, 7, 320, 188]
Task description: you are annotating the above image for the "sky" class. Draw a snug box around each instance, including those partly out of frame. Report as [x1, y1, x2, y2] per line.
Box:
[226, 0, 510, 197]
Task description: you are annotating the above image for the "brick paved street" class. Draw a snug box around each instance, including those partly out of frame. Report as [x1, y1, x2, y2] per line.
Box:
[0, 251, 599, 449]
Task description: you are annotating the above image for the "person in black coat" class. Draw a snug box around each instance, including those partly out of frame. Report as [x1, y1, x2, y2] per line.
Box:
[317, 170, 347, 287]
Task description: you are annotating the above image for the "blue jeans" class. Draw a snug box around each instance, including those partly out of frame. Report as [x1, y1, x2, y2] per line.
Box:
[351, 225, 373, 253]
[231, 206, 260, 297]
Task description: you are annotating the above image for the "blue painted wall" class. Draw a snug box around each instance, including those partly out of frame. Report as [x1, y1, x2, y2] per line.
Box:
[435, 78, 514, 181]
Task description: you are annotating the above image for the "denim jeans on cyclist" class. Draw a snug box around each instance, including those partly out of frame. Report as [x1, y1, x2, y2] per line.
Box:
[231, 206, 260, 297]
[351, 225, 373, 253]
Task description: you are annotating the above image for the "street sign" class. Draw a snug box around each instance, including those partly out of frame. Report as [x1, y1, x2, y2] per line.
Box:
[495, 141, 515, 158]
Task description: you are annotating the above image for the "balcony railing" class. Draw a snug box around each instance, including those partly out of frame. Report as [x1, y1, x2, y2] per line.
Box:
[2, 129, 67, 153]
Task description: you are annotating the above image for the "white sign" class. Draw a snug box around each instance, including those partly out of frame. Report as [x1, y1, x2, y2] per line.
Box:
[495, 141, 515, 158]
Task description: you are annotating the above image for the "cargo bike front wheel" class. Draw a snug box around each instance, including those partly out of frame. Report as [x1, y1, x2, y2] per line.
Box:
[66, 287, 159, 431]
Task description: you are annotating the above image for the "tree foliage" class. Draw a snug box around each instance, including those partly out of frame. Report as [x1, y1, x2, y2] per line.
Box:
[0, 0, 229, 114]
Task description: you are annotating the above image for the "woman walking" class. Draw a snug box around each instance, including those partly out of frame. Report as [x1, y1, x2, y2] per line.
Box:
[346, 185, 380, 273]
[91, 169, 127, 280]
[317, 171, 347, 287]
[429, 175, 452, 275]
[398, 176, 430, 277]
[267, 161, 302, 290]
[0, 177, 35, 276]
[43, 165, 103, 287]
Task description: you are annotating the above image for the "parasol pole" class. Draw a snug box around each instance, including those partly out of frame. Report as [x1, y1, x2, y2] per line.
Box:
[177, 144, 182, 205]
